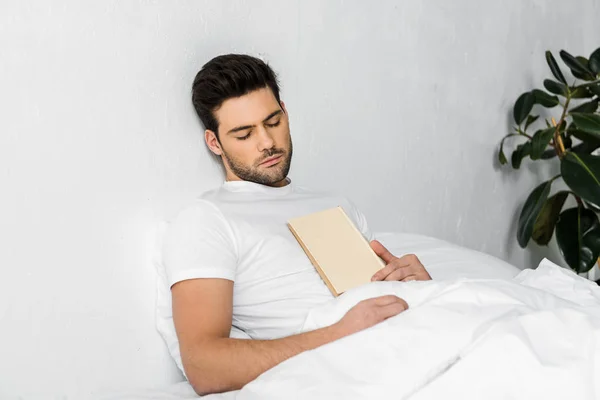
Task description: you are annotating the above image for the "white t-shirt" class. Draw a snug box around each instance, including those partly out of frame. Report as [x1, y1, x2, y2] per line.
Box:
[162, 179, 373, 340]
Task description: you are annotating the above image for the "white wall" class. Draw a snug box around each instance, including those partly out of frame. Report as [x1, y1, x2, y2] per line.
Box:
[1, 0, 598, 398]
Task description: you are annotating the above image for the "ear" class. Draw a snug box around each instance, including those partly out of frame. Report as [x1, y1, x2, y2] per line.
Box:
[280, 101, 287, 114]
[205, 130, 223, 156]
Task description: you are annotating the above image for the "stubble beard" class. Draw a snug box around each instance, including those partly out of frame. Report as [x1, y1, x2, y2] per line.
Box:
[222, 137, 293, 186]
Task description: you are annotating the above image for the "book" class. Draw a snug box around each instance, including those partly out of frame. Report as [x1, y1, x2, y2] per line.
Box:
[287, 206, 386, 297]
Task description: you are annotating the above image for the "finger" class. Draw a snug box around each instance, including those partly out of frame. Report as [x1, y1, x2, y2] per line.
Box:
[402, 275, 418, 282]
[384, 267, 413, 281]
[397, 253, 421, 266]
[377, 298, 409, 320]
[371, 294, 402, 306]
[370, 240, 396, 264]
[371, 263, 401, 281]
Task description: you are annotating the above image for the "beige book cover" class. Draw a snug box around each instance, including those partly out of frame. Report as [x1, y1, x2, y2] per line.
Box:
[287, 206, 386, 297]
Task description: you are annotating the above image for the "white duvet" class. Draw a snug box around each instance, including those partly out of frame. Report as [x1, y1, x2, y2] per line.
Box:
[103, 233, 600, 400]
[234, 259, 600, 400]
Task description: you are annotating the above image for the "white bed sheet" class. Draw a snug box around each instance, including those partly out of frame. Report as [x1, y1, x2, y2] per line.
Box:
[236, 259, 600, 399]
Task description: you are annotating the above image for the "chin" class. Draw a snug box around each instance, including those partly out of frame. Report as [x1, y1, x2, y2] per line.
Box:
[263, 168, 288, 185]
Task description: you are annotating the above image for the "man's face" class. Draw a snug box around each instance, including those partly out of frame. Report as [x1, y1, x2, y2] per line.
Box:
[206, 87, 293, 187]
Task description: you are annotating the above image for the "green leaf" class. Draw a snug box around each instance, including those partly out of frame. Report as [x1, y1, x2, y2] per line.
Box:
[562, 133, 573, 150]
[572, 69, 592, 81]
[572, 57, 596, 81]
[561, 152, 600, 207]
[571, 113, 600, 135]
[511, 141, 531, 169]
[513, 92, 535, 125]
[556, 207, 600, 273]
[541, 148, 558, 159]
[532, 191, 569, 246]
[517, 180, 553, 248]
[498, 134, 520, 165]
[570, 86, 594, 99]
[560, 50, 595, 81]
[546, 51, 567, 84]
[572, 141, 600, 155]
[544, 79, 568, 96]
[558, 119, 567, 133]
[530, 127, 556, 160]
[532, 89, 559, 108]
[569, 128, 600, 143]
[576, 56, 590, 67]
[589, 84, 600, 97]
[499, 147, 507, 165]
[524, 115, 539, 131]
[570, 99, 599, 114]
[589, 47, 600, 75]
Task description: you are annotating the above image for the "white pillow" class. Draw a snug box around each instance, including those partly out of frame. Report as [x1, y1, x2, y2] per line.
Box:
[373, 232, 521, 281]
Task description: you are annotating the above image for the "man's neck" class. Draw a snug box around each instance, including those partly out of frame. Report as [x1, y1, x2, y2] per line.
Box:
[224, 176, 290, 188]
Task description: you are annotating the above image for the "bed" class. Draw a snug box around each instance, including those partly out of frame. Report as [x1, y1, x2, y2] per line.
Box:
[97, 231, 600, 399]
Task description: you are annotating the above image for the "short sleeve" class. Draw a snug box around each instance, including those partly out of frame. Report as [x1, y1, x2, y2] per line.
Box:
[162, 200, 238, 287]
[341, 198, 374, 242]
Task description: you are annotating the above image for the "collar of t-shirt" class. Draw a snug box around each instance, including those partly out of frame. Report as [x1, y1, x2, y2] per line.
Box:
[222, 178, 294, 196]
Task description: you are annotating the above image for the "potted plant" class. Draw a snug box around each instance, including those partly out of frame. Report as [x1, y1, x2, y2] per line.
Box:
[498, 47, 600, 279]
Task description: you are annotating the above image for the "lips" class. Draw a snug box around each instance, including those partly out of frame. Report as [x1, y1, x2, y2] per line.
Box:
[260, 154, 283, 167]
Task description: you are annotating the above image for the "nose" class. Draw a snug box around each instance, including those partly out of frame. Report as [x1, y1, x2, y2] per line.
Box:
[256, 126, 275, 152]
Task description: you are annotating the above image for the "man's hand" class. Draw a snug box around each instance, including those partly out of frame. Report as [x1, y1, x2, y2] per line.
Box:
[334, 295, 409, 336]
[369, 240, 432, 282]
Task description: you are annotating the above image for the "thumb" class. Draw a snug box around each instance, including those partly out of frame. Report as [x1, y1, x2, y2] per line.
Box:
[370, 240, 395, 264]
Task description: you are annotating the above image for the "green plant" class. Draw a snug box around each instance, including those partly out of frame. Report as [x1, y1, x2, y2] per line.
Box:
[499, 47, 600, 275]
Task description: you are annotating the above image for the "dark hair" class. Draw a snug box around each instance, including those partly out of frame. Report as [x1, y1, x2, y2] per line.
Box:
[191, 54, 281, 138]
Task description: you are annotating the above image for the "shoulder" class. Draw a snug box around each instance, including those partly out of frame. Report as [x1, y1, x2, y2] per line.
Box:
[168, 198, 222, 225]
[165, 197, 234, 244]
[168, 184, 232, 224]
[162, 198, 239, 285]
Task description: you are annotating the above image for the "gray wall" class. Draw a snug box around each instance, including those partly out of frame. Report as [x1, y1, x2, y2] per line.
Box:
[1, 0, 598, 398]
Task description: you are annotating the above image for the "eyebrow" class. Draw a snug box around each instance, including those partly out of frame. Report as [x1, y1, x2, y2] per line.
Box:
[227, 109, 283, 135]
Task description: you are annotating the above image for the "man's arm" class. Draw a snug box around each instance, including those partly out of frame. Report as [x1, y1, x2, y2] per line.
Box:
[172, 278, 408, 395]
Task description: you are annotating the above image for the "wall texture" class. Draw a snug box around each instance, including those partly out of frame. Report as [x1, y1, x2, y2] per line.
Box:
[1, 0, 598, 398]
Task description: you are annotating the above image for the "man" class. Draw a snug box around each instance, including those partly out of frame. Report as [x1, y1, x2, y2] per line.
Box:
[163, 54, 431, 395]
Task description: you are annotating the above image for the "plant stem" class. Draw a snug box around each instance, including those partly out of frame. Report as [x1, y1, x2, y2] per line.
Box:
[575, 195, 584, 208]
[516, 127, 533, 140]
[553, 94, 571, 158]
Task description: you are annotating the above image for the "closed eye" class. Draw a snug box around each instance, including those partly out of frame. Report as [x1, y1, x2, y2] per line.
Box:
[265, 120, 281, 128]
[237, 132, 251, 140]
